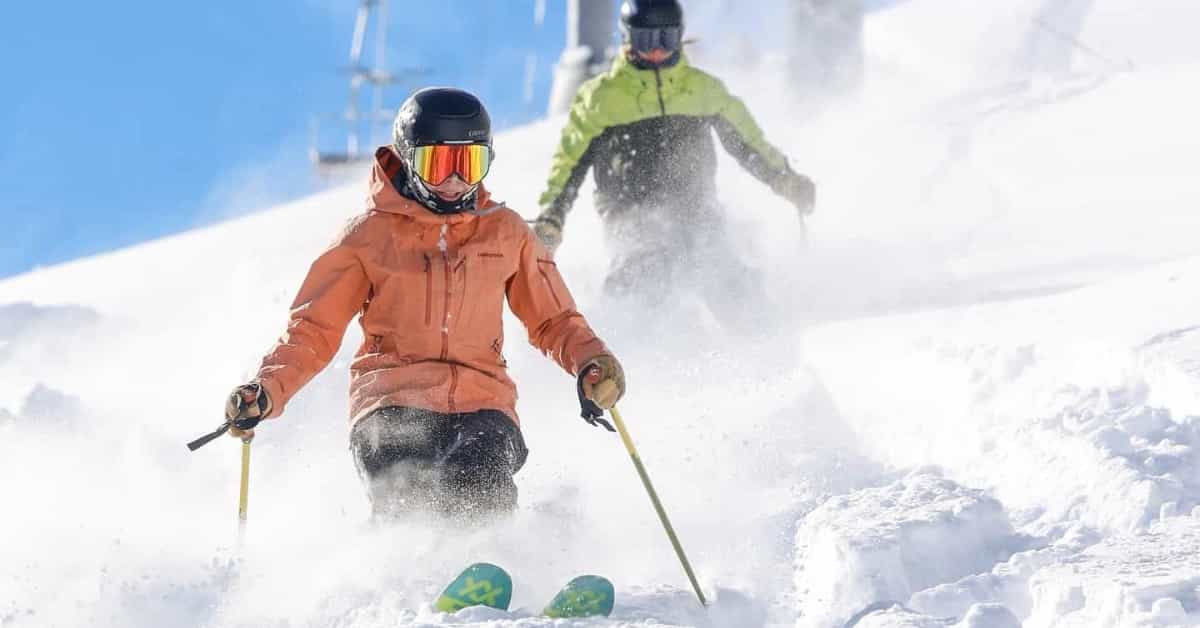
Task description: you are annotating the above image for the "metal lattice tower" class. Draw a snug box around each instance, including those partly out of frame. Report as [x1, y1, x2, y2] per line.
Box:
[310, 0, 427, 169]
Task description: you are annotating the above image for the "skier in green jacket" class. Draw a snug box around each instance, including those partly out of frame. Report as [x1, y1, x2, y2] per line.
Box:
[534, 0, 815, 328]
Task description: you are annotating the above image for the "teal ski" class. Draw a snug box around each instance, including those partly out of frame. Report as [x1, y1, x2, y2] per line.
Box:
[434, 564, 613, 618]
[543, 575, 615, 618]
[434, 562, 513, 613]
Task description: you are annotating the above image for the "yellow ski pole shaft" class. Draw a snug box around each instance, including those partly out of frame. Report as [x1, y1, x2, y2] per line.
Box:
[609, 405, 708, 607]
[238, 435, 252, 534]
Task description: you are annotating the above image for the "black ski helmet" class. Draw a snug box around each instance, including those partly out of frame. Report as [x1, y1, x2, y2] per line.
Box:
[620, 0, 684, 68]
[620, 0, 684, 30]
[624, 0, 681, 30]
[392, 87, 493, 214]
[393, 87, 492, 150]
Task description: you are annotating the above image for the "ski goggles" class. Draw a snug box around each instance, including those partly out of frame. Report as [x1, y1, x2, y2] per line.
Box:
[409, 143, 492, 186]
[627, 25, 683, 54]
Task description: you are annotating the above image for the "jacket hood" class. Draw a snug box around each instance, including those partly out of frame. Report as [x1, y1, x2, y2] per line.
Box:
[366, 146, 496, 224]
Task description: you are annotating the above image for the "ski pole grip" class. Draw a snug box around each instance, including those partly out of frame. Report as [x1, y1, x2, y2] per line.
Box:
[187, 422, 231, 451]
[592, 379, 619, 404]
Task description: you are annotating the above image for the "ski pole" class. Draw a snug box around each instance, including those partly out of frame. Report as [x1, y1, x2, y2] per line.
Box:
[238, 434, 252, 538]
[608, 403, 708, 608]
[185, 421, 253, 535]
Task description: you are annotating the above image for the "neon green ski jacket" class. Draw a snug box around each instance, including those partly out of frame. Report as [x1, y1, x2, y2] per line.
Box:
[537, 52, 797, 228]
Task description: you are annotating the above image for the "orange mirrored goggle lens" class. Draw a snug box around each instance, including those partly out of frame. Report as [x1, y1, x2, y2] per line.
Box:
[410, 144, 491, 186]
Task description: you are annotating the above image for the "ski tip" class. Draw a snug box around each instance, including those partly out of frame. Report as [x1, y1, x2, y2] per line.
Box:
[434, 562, 513, 613]
[463, 561, 508, 574]
[544, 574, 615, 618]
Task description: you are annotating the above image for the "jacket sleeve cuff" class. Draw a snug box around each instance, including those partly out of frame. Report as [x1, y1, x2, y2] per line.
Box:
[536, 208, 564, 229]
[255, 376, 286, 419]
[573, 349, 612, 377]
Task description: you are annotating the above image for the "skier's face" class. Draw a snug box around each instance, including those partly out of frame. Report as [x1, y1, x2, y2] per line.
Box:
[635, 48, 674, 66]
[426, 174, 473, 202]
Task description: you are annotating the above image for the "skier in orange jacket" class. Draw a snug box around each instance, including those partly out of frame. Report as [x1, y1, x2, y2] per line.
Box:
[223, 88, 625, 521]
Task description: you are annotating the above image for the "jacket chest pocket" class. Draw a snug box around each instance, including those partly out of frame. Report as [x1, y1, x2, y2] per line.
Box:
[456, 251, 514, 336]
[377, 249, 439, 333]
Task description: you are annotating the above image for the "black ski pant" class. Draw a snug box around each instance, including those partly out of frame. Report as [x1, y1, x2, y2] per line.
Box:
[350, 406, 528, 522]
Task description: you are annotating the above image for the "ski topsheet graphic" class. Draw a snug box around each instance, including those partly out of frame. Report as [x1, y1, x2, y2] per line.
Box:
[434, 563, 614, 618]
[434, 563, 513, 612]
[543, 574, 615, 618]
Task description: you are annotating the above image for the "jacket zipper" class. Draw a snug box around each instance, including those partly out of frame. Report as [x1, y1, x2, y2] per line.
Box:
[438, 223, 455, 409]
[439, 224, 451, 360]
[653, 67, 666, 116]
[423, 254, 432, 325]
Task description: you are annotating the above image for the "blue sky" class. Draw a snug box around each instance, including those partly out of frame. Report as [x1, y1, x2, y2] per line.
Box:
[0, 1, 568, 279]
[0, 1, 901, 280]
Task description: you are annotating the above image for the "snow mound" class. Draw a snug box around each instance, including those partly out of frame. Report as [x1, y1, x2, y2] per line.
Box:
[0, 302, 104, 411]
[806, 257, 1200, 536]
[806, 253, 1200, 627]
[955, 604, 1021, 628]
[847, 601, 1020, 628]
[904, 523, 1097, 621]
[1027, 516, 1200, 627]
[1140, 324, 1200, 420]
[11, 383, 84, 428]
[794, 470, 1017, 627]
[848, 603, 948, 628]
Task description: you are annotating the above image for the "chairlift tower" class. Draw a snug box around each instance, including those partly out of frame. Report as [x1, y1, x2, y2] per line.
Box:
[310, 0, 427, 170]
[547, 0, 616, 115]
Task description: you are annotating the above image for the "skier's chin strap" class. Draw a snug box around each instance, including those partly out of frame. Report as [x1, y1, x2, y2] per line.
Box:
[576, 368, 616, 432]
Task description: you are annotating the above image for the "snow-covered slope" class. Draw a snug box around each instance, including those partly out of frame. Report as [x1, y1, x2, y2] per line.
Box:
[3, 1, 1199, 627]
[804, 256, 1200, 627]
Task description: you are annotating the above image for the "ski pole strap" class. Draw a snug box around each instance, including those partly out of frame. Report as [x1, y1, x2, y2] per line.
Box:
[576, 368, 616, 432]
[231, 415, 262, 431]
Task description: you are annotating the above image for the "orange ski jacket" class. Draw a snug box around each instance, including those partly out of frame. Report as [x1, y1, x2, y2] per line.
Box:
[254, 147, 609, 427]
